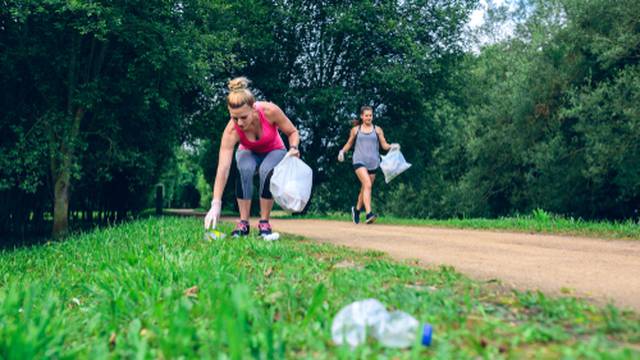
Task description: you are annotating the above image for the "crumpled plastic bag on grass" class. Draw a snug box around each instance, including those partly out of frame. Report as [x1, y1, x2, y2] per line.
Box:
[270, 155, 313, 212]
[380, 148, 412, 183]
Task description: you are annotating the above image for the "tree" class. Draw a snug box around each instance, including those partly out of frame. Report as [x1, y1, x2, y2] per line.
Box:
[1, 0, 237, 238]
[199, 0, 478, 213]
[449, 0, 640, 219]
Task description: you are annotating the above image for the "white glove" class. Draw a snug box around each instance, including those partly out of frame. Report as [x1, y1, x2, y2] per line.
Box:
[204, 199, 222, 230]
[390, 143, 400, 151]
[287, 146, 300, 158]
[337, 150, 345, 162]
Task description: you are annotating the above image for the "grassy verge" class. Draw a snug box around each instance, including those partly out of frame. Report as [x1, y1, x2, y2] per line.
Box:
[273, 209, 640, 240]
[2, 217, 637, 358]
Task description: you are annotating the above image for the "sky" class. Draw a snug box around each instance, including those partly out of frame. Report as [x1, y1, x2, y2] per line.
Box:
[468, 0, 507, 28]
[465, 0, 516, 51]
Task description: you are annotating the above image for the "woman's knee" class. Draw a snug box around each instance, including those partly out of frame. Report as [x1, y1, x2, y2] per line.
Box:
[258, 166, 272, 181]
[236, 151, 257, 174]
[238, 163, 256, 176]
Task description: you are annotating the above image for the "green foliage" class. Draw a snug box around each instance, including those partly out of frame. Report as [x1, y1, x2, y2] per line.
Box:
[3, 0, 639, 238]
[0, 0, 238, 236]
[197, 0, 478, 214]
[0, 217, 638, 357]
[425, 0, 640, 219]
[195, 0, 637, 222]
[158, 145, 205, 209]
[532, 208, 552, 223]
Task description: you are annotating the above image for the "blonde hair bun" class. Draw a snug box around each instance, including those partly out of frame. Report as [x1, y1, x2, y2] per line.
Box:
[227, 76, 255, 108]
[228, 77, 250, 92]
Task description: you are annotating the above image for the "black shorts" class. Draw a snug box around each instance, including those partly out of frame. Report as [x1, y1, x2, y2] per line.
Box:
[353, 163, 377, 174]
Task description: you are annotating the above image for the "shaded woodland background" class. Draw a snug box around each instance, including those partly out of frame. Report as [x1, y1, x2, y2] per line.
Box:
[2, 0, 638, 240]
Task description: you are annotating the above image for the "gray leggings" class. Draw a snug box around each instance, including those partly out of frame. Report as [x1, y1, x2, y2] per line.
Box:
[235, 149, 287, 200]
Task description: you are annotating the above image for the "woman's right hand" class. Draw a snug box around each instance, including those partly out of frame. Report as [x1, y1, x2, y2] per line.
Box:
[204, 199, 222, 230]
[337, 150, 345, 162]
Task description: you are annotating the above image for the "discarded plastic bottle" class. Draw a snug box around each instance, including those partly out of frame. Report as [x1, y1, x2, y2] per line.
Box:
[331, 298, 432, 348]
[203, 229, 225, 241]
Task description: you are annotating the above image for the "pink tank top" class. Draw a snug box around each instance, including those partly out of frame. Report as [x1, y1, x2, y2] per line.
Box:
[233, 103, 286, 153]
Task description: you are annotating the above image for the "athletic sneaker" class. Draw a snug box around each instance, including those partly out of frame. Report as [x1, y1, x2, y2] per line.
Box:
[351, 206, 361, 224]
[258, 220, 272, 237]
[365, 212, 377, 224]
[231, 220, 250, 237]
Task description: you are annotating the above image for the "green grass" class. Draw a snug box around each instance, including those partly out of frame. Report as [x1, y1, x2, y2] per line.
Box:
[274, 209, 640, 240]
[1, 217, 638, 359]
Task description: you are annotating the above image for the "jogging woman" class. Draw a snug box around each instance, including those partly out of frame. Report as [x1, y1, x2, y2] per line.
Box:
[204, 77, 300, 237]
[338, 106, 399, 224]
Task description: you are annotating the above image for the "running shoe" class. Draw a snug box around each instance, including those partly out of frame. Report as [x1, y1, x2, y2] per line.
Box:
[258, 220, 273, 237]
[351, 206, 361, 224]
[231, 220, 250, 237]
[365, 212, 378, 224]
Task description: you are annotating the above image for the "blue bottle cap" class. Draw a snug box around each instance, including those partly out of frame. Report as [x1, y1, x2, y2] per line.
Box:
[421, 324, 433, 346]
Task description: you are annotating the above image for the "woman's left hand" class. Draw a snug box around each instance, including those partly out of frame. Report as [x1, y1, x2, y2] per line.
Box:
[287, 147, 300, 157]
[390, 143, 400, 151]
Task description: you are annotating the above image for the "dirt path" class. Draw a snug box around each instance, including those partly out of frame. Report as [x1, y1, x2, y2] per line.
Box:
[267, 218, 640, 311]
[169, 210, 640, 311]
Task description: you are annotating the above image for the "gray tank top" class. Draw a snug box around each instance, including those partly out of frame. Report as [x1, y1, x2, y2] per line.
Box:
[352, 125, 380, 170]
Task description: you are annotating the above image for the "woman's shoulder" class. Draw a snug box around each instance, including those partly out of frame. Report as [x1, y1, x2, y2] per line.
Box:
[222, 120, 240, 145]
[257, 101, 277, 114]
[257, 101, 282, 122]
[225, 119, 239, 135]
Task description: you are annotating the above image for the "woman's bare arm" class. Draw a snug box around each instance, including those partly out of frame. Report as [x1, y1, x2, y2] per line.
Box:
[212, 121, 239, 201]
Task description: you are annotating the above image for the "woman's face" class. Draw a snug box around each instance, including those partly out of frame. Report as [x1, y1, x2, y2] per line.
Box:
[360, 110, 373, 125]
[229, 104, 256, 131]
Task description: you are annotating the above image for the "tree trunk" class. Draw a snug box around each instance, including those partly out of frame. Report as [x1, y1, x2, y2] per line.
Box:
[48, 32, 107, 238]
[52, 169, 70, 238]
[50, 108, 84, 239]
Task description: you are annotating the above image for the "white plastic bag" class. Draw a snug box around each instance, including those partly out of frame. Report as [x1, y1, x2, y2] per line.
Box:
[270, 155, 313, 212]
[380, 149, 412, 183]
